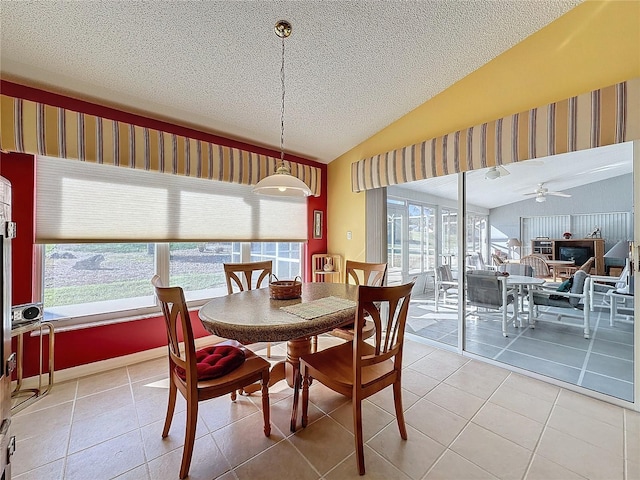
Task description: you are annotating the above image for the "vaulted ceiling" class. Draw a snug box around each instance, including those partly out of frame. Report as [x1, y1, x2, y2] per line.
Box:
[0, 1, 581, 164]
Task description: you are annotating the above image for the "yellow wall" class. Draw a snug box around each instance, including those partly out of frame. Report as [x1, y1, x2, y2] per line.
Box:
[327, 0, 640, 262]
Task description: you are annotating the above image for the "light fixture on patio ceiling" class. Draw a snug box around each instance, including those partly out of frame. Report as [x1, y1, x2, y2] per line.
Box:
[253, 20, 312, 197]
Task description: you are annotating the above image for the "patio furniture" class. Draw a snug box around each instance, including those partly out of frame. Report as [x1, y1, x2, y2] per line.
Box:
[531, 269, 592, 338]
[435, 264, 458, 311]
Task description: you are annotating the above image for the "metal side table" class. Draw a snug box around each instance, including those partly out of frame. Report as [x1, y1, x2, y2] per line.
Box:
[10, 320, 55, 413]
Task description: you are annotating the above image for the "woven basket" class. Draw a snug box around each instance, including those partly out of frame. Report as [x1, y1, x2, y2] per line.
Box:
[269, 276, 302, 300]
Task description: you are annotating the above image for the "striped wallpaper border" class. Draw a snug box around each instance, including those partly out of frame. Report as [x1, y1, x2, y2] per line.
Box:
[0, 95, 321, 196]
[352, 78, 640, 192]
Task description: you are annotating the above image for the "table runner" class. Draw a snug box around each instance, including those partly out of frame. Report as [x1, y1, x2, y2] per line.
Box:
[280, 296, 356, 320]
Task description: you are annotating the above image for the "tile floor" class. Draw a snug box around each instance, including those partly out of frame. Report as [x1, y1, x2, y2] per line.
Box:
[11, 337, 640, 480]
[407, 292, 635, 402]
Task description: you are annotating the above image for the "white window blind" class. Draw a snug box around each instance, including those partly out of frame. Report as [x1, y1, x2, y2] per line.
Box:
[36, 156, 308, 243]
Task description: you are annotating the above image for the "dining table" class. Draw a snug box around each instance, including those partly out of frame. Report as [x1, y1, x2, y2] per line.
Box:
[198, 282, 359, 431]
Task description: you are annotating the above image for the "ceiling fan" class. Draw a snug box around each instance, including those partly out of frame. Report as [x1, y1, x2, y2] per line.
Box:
[524, 183, 572, 203]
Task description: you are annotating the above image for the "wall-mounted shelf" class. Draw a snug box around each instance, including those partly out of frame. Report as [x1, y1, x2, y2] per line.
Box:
[311, 254, 342, 283]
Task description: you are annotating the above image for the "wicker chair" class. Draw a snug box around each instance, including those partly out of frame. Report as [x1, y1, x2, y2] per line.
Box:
[520, 255, 551, 279]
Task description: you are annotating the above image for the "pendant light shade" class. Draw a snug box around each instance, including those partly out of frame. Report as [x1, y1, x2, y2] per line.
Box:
[253, 164, 312, 197]
[254, 20, 312, 197]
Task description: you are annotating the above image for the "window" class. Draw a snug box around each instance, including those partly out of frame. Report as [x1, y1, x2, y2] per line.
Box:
[42, 241, 302, 324]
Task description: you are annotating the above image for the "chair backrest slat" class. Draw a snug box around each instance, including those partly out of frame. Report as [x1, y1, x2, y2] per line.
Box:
[224, 261, 272, 294]
[354, 282, 414, 372]
[345, 260, 387, 286]
[152, 275, 196, 384]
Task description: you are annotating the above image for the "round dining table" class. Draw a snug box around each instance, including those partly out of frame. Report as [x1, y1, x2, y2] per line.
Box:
[199, 282, 359, 431]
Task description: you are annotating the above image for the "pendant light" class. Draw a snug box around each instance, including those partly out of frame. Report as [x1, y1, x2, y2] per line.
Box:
[253, 20, 312, 197]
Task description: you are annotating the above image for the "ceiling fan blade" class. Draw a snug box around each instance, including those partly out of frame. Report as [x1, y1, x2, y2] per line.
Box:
[547, 191, 571, 197]
[523, 192, 538, 196]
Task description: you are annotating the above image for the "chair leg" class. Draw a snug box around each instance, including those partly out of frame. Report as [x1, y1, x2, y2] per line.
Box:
[179, 397, 198, 479]
[301, 368, 310, 428]
[261, 370, 271, 437]
[290, 367, 302, 432]
[353, 398, 366, 475]
[162, 379, 177, 438]
[392, 381, 407, 440]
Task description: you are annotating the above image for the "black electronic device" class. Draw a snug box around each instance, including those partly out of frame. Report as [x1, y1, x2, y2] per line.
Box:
[11, 303, 43, 326]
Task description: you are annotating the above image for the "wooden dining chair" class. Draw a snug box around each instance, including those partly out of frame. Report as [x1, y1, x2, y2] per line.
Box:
[297, 281, 415, 475]
[520, 254, 552, 279]
[329, 260, 387, 342]
[224, 260, 273, 357]
[151, 275, 271, 479]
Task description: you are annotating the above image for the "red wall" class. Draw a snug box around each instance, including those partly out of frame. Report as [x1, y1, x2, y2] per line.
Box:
[0, 81, 328, 376]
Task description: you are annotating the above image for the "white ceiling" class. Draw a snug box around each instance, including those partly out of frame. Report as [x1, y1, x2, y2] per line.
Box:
[0, 0, 581, 164]
[394, 142, 634, 209]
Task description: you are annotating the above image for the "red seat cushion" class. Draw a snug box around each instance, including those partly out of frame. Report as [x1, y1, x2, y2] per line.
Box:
[175, 345, 246, 381]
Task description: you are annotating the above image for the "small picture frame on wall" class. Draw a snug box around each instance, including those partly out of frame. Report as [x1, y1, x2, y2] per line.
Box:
[313, 210, 323, 239]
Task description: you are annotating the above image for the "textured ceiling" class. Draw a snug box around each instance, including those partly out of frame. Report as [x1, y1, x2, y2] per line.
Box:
[0, 1, 581, 164]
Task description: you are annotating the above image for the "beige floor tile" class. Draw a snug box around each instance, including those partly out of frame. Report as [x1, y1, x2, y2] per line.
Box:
[234, 440, 320, 480]
[325, 445, 412, 480]
[625, 409, 640, 460]
[402, 367, 441, 397]
[458, 360, 510, 384]
[130, 374, 170, 403]
[215, 471, 237, 480]
[212, 411, 284, 468]
[140, 411, 209, 461]
[126, 357, 168, 383]
[548, 404, 623, 456]
[13, 458, 64, 480]
[14, 380, 77, 416]
[424, 450, 498, 480]
[450, 423, 531, 480]
[73, 384, 134, 423]
[428, 349, 469, 368]
[64, 430, 146, 480]
[68, 403, 140, 454]
[289, 415, 353, 475]
[148, 433, 231, 480]
[502, 373, 560, 403]
[443, 368, 504, 400]
[627, 459, 640, 480]
[76, 367, 129, 397]
[473, 402, 544, 451]
[537, 426, 624, 479]
[426, 382, 485, 419]
[410, 356, 462, 382]
[11, 401, 73, 441]
[556, 389, 623, 428]
[199, 394, 261, 433]
[270, 394, 323, 436]
[405, 398, 467, 446]
[329, 400, 394, 442]
[113, 464, 151, 480]
[12, 425, 70, 476]
[367, 385, 420, 415]
[490, 384, 554, 423]
[305, 381, 350, 415]
[402, 339, 436, 367]
[368, 423, 445, 480]
[525, 454, 586, 480]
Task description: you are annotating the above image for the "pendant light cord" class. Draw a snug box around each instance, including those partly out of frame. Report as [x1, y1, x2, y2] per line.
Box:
[280, 33, 286, 165]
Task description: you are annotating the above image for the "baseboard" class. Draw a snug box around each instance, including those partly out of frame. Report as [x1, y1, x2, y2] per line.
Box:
[16, 335, 224, 389]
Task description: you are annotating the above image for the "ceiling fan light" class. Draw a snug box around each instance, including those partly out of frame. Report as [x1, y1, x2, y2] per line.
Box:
[485, 167, 500, 180]
[535, 195, 546, 203]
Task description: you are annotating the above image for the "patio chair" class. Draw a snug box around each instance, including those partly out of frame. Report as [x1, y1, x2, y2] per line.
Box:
[520, 254, 552, 279]
[530, 269, 592, 338]
[466, 270, 517, 337]
[296, 281, 415, 475]
[435, 264, 458, 311]
[152, 275, 271, 479]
